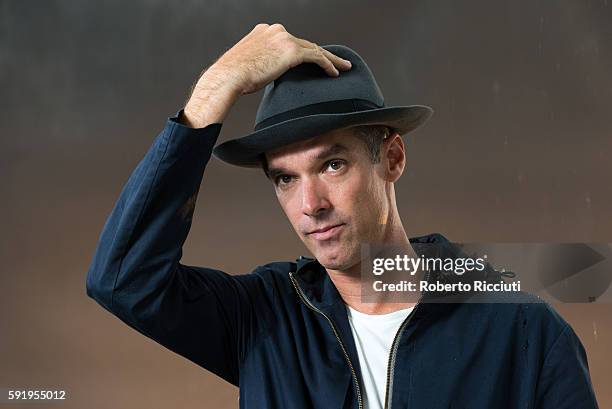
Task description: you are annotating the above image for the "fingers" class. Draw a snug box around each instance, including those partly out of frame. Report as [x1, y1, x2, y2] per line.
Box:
[304, 45, 339, 76]
[320, 48, 352, 71]
[293, 38, 352, 77]
[240, 24, 353, 79]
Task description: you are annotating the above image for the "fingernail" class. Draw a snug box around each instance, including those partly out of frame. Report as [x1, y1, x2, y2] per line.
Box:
[344, 59, 352, 67]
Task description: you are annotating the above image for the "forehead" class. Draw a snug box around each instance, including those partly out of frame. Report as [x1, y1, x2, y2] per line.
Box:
[265, 127, 363, 167]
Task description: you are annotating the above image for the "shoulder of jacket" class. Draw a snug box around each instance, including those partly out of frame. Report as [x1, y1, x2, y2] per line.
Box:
[467, 291, 566, 327]
[505, 293, 573, 345]
[251, 260, 298, 279]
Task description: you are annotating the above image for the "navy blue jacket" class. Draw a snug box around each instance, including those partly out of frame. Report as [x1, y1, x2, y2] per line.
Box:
[86, 112, 599, 408]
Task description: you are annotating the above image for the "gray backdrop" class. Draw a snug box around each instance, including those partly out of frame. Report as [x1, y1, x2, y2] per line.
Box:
[2, 0, 611, 407]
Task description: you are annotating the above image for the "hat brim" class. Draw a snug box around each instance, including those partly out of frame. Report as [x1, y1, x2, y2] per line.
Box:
[212, 105, 433, 168]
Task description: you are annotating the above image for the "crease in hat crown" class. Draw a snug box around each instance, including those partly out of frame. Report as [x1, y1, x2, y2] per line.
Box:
[211, 43, 433, 168]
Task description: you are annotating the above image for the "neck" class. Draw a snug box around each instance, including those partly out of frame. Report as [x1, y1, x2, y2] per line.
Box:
[325, 206, 420, 315]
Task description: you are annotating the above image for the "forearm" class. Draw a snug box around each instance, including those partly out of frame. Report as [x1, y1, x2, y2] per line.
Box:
[180, 67, 242, 128]
[85, 113, 221, 312]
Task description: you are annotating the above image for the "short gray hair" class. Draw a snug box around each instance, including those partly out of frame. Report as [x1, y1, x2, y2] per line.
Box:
[350, 124, 392, 163]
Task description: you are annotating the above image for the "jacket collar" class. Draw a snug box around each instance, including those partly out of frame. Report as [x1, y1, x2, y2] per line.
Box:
[291, 232, 502, 312]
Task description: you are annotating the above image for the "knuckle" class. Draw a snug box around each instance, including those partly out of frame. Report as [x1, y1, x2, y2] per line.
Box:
[305, 40, 317, 50]
[275, 32, 295, 45]
[285, 40, 301, 55]
[276, 30, 293, 42]
[270, 23, 286, 32]
[254, 23, 269, 30]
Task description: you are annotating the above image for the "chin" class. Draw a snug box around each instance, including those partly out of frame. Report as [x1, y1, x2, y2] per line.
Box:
[313, 244, 357, 271]
[319, 258, 346, 270]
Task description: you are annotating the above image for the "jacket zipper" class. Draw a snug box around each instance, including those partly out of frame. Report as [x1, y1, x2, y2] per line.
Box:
[383, 269, 430, 409]
[382, 302, 420, 409]
[289, 271, 363, 409]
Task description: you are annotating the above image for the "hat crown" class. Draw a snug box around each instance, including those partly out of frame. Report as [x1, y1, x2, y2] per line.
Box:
[254, 45, 385, 130]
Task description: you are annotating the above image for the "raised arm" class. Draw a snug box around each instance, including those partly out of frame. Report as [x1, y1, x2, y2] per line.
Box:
[85, 23, 352, 386]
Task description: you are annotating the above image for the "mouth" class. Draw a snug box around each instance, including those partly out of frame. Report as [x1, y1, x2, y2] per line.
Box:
[306, 223, 345, 241]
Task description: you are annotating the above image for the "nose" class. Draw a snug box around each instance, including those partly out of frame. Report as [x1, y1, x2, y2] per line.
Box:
[300, 177, 331, 216]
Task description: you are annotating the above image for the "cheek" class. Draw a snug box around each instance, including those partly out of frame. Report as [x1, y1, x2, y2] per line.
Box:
[278, 196, 302, 231]
[335, 171, 384, 224]
[362, 181, 386, 225]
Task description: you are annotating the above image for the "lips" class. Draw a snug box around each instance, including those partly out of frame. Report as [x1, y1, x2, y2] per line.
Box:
[307, 223, 344, 240]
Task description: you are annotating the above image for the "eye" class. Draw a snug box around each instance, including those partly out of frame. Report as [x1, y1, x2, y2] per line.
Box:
[275, 175, 294, 186]
[326, 159, 346, 172]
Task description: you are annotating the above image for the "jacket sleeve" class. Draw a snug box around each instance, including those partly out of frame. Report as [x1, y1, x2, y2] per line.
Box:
[534, 322, 599, 409]
[85, 110, 275, 387]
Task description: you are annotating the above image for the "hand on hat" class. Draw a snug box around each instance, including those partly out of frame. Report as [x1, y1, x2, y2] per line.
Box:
[215, 23, 352, 94]
[181, 23, 352, 128]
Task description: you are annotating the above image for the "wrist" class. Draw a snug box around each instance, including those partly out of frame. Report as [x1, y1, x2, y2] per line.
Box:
[181, 70, 242, 128]
[197, 63, 244, 98]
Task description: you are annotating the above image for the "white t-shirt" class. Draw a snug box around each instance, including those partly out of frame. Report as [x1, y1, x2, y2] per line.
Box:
[346, 305, 415, 409]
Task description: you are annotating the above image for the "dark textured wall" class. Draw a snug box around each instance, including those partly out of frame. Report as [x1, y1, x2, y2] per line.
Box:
[2, 0, 611, 407]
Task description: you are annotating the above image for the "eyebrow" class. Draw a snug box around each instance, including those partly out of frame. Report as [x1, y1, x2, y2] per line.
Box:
[266, 143, 350, 181]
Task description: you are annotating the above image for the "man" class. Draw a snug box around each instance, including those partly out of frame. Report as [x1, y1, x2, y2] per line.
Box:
[86, 24, 599, 408]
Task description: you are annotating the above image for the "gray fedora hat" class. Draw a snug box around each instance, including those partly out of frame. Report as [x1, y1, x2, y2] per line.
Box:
[212, 44, 433, 168]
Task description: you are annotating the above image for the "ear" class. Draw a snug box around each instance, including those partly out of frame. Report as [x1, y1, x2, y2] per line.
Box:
[382, 132, 406, 182]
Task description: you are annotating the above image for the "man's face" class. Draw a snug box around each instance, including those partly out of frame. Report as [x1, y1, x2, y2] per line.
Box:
[265, 128, 397, 271]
